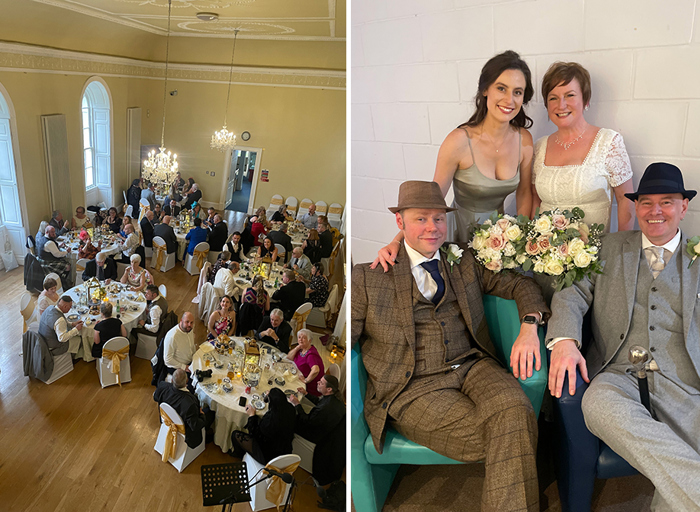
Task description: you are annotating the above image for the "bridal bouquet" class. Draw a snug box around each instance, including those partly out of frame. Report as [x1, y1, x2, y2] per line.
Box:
[469, 208, 604, 291]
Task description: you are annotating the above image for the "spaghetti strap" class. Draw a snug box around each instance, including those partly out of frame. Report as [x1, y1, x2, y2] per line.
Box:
[460, 126, 476, 162]
[517, 129, 522, 170]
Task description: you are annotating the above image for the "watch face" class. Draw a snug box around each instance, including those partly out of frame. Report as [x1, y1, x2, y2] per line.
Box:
[241, 131, 251, 141]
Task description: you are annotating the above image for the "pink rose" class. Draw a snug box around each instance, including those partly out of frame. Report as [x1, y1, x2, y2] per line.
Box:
[525, 240, 540, 256]
[558, 243, 569, 257]
[485, 259, 503, 272]
[538, 236, 552, 252]
[496, 218, 510, 231]
[488, 233, 506, 251]
[552, 214, 569, 230]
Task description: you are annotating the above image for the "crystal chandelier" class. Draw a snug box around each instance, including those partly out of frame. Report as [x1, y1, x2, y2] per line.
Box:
[143, 0, 178, 186]
[211, 29, 240, 152]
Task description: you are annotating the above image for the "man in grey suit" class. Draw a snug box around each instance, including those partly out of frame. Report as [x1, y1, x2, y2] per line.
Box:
[353, 181, 549, 512]
[548, 162, 700, 511]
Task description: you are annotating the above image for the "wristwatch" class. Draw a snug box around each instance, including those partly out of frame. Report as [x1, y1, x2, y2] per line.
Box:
[521, 315, 539, 325]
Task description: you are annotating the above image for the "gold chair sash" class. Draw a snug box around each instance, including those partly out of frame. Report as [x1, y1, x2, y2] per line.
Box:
[271, 197, 283, 206]
[101, 345, 129, 386]
[291, 309, 311, 337]
[159, 409, 186, 463]
[21, 299, 36, 334]
[153, 242, 166, 269]
[299, 201, 312, 209]
[328, 206, 342, 215]
[76, 263, 86, 273]
[264, 461, 300, 509]
[193, 248, 209, 270]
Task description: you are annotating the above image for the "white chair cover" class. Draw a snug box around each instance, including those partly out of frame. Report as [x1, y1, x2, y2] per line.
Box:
[20, 292, 39, 333]
[292, 434, 316, 474]
[285, 196, 298, 218]
[307, 284, 339, 328]
[315, 200, 328, 216]
[151, 236, 175, 273]
[97, 336, 132, 388]
[43, 351, 74, 384]
[296, 198, 313, 218]
[184, 241, 210, 276]
[268, 194, 284, 213]
[75, 258, 90, 286]
[289, 302, 313, 339]
[243, 453, 300, 511]
[154, 403, 205, 472]
[192, 262, 212, 304]
[327, 202, 343, 229]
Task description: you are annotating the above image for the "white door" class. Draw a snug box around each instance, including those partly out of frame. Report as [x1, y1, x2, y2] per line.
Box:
[0, 118, 25, 260]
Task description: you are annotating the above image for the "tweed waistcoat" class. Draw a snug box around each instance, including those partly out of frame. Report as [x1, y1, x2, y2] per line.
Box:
[38, 305, 69, 354]
[617, 247, 700, 394]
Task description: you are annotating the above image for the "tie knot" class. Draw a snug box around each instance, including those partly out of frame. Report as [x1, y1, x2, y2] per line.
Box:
[420, 259, 440, 274]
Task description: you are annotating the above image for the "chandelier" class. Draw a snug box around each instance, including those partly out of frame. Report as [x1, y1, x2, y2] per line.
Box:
[143, 0, 178, 186]
[211, 29, 240, 152]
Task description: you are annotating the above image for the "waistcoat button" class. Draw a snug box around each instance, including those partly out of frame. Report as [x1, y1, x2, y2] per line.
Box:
[649, 326, 655, 331]
[650, 305, 657, 310]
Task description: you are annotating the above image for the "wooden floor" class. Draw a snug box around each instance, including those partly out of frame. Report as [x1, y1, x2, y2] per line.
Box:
[0, 262, 338, 512]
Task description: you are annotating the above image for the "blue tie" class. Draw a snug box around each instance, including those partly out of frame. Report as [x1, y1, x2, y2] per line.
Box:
[420, 259, 445, 305]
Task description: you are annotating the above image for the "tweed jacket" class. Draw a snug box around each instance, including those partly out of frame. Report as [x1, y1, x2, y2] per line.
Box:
[351, 242, 549, 453]
[547, 230, 700, 379]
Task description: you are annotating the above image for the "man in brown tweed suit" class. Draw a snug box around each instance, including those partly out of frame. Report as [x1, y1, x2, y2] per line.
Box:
[352, 181, 550, 512]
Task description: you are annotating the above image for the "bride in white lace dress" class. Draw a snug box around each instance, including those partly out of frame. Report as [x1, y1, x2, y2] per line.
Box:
[532, 62, 634, 233]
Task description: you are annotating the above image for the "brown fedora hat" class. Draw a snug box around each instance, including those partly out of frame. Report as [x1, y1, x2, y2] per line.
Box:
[388, 181, 456, 214]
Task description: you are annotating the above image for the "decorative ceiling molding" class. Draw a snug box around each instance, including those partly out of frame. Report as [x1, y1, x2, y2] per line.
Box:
[0, 42, 345, 90]
[29, 0, 344, 41]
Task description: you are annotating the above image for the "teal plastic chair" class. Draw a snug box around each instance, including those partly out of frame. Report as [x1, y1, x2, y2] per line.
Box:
[351, 295, 548, 512]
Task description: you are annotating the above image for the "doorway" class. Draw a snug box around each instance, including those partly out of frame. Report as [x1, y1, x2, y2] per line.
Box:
[225, 147, 261, 213]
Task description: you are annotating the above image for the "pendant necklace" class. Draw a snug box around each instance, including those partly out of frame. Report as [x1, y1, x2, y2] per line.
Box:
[555, 126, 588, 150]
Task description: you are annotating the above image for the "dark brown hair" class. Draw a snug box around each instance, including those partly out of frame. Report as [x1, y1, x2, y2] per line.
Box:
[541, 61, 592, 108]
[462, 50, 534, 129]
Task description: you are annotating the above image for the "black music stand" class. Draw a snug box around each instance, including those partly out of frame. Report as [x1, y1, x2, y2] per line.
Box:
[201, 462, 250, 511]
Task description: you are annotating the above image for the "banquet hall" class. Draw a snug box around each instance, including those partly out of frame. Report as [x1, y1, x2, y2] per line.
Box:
[0, 1, 346, 511]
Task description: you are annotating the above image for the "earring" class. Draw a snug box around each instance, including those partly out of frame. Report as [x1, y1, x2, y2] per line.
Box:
[585, 104, 590, 111]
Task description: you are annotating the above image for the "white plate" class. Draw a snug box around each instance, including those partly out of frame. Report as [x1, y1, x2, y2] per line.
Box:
[252, 399, 265, 410]
[66, 313, 80, 322]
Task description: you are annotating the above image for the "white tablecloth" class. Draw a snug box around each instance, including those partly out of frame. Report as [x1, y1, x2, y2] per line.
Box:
[192, 338, 305, 452]
[63, 283, 146, 362]
[57, 231, 121, 283]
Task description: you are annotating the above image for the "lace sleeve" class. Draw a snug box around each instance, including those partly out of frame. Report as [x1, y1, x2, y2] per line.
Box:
[604, 132, 633, 188]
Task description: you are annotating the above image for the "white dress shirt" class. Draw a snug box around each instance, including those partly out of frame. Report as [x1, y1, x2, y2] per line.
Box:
[143, 301, 162, 334]
[163, 325, 196, 370]
[44, 239, 68, 259]
[214, 267, 236, 297]
[404, 241, 441, 301]
[53, 316, 79, 343]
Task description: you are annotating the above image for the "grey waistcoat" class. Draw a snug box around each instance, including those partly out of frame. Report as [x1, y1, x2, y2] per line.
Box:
[38, 305, 69, 355]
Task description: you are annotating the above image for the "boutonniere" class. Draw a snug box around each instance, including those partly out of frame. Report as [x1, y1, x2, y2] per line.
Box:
[686, 236, 700, 269]
[440, 244, 463, 273]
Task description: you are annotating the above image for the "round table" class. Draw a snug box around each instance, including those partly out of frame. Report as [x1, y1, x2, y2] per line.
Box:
[57, 231, 121, 284]
[192, 338, 305, 452]
[63, 282, 146, 362]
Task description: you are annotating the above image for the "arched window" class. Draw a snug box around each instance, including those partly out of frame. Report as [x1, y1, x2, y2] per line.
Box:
[81, 80, 111, 193]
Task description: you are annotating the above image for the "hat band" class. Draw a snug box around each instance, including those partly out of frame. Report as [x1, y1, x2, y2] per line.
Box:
[639, 178, 684, 191]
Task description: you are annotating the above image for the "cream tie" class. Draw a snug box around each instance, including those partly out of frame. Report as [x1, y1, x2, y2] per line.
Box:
[644, 246, 667, 279]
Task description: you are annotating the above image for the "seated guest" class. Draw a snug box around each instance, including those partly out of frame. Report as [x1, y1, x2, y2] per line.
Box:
[37, 276, 60, 316]
[140, 210, 155, 249]
[255, 206, 270, 228]
[141, 182, 156, 210]
[272, 269, 307, 321]
[163, 199, 181, 218]
[250, 216, 267, 247]
[153, 203, 164, 224]
[130, 284, 168, 342]
[306, 262, 329, 307]
[35, 221, 48, 254]
[213, 258, 237, 297]
[238, 275, 269, 335]
[298, 204, 318, 229]
[154, 369, 215, 448]
[190, 203, 206, 222]
[270, 205, 292, 223]
[48, 210, 70, 235]
[285, 247, 312, 281]
[72, 206, 91, 230]
[268, 224, 293, 263]
[318, 221, 334, 260]
[153, 215, 178, 260]
[38, 295, 83, 355]
[182, 177, 195, 196]
[255, 308, 292, 353]
[286, 329, 324, 396]
[127, 178, 143, 218]
[210, 250, 230, 283]
[40, 225, 73, 289]
[207, 296, 236, 341]
[163, 312, 196, 374]
[257, 236, 278, 262]
[83, 251, 118, 283]
[205, 207, 217, 226]
[223, 232, 245, 263]
[289, 375, 345, 444]
[302, 229, 322, 264]
[92, 302, 127, 358]
[77, 229, 101, 260]
[104, 207, 121, 234]
[230, 387, 296, 464]
[185, 218, 208, 259]
[207, 214, 228, 252]
[120, 254, 153, 292]
[183, 183, 202, 210]
[116, 223, 140, 263]
[119, 215, 133, 238]
[172, 172, 185, 194]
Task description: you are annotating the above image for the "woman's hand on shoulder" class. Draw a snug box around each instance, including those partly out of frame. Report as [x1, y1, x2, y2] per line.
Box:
[371, 240, 401, 272]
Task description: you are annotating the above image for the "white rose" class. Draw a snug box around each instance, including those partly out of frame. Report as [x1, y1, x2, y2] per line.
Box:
[472, 236, 487, 250]
[574, 251, 593, 268]
[489, 224, 503, 236]
[504, 242, 516, 257]
[504, 259, 518, 269]
[544, 258, 565, 276]
[568, 238, 586, 256]
[534, 215, 552, 234]
[693, 243, 700, 256]
[449, 244, 464, 258]
[533, 260, 545, 273]
[516, 253, 527, 264]
[504, 225, 522, 241]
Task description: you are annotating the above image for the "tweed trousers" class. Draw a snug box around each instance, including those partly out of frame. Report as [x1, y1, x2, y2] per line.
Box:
[390, 358, 539, 512]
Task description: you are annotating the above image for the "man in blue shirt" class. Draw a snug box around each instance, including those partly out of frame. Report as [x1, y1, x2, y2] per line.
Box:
[184, 218, 208, 265]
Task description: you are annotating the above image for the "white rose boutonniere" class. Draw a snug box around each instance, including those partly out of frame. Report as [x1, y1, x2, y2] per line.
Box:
[441, 244, 463, 273]
[686, 236, 700, 269]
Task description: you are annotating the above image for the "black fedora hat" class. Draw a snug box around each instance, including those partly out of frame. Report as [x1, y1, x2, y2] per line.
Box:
[624, 162, 696, 201]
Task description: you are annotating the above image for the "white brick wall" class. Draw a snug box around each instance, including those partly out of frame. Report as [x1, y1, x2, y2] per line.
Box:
[352, 0, 700, 263]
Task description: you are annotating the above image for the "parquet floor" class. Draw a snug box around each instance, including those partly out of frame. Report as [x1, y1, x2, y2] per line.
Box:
[0, 262, 338, 512]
